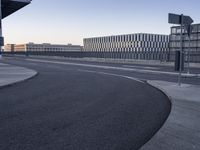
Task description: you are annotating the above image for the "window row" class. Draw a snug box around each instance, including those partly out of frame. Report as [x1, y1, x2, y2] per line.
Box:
[84, 34, 169, 44]
[84, 41, 169, 50]
[170, 41, 200, 48]
[170, 34, 200, 41]
[171, 24, 200, 34]
[27, 47, 82, 51]
[84, 47, 169, 52]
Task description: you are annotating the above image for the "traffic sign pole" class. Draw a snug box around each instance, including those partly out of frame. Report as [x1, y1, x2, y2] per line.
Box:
[178, 14, 183, 86]
[187, 25, 191, 74]
[0, 0, 2, 58]
[168, 13, 194, 86]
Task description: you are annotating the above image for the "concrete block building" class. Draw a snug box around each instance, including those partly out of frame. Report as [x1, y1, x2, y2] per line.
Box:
[83, 33, 169, 60]
[170, 24, 200, 62]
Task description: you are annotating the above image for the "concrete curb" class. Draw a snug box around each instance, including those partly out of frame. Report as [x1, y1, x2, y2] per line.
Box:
[146, 80, 173, 104]
[140, 81, 200, 150]
[0, 65, 38, 89]
[139, 80, 173, 149]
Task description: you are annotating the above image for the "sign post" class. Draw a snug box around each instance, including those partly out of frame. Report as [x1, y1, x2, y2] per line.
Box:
[179, 14, 184, 86]
[186, 25, 192, 74]
[188, 34, 191, 74]
[0, 0, 2, 58]
[168, 13, 193, 86]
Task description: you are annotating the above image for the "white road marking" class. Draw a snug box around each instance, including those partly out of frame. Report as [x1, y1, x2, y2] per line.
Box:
[123, 65, 160, 70]
[77, 69, 144, 83]
[26, 58, 199, 77]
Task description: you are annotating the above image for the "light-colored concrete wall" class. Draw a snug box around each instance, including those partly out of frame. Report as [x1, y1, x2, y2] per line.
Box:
[83, 33, 169, 53]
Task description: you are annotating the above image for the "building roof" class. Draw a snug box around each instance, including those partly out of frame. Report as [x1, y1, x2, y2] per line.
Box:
[2, 0, 31, 19]
[171, 23, 200, 28]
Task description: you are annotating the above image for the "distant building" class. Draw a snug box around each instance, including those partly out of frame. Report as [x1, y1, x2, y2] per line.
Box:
[4, 43, 83, 52]
[4, 44, 15, 52]
[170, 24, 200, 62]
[14, 44, 27, 52]
[83, 33, 169, 60]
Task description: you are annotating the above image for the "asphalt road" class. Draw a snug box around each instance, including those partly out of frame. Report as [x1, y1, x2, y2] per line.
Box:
[0, 57, 171, 150]
[7, 55, 200, 85]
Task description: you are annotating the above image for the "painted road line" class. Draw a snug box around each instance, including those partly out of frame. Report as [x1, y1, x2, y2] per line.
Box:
[123, 65, 160, 70]
[77, 69, 144, 84]
[26, 58, 199, 77]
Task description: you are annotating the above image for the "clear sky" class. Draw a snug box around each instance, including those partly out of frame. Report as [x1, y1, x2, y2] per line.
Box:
[2, 0, 200, 45]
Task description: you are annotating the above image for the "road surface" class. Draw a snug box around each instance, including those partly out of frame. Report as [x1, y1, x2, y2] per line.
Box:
[0, 57, 172, 150]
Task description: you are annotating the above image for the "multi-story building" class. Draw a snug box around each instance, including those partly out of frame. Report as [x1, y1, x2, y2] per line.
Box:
[83, 33, 169, 60]
[14, 44, 26, 52]
[170, 24, 200, 62]
[4, 43, 83, 52]
[3, 44, 15, 52]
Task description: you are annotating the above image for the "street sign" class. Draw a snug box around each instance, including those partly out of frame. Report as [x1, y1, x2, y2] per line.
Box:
[168, 13, 193, 25]
[183, 16, 193, 25]
[168, 13, 194, 86]
[168, 13, 181, 24]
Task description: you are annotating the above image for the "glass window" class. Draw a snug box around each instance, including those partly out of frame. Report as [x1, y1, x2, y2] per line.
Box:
[198, 25, 200, 32]
[147, 35, 150, 41]
[190, 34, 198, 40]
[133, 34, 136, 41]
[183, 35, 189, 41]
[135, 34, 138, 41]
[197, 42, 200, 47]
[198, 34, 200, 40]
[125, 35, 127, 41]
[183, 41, 189, 48]
[140, 34, 143, 41]
[117, 36, 120, 42]
[177, 42, 181, 47]
[176, 27, 182, 34]
[155, 35, 157, 42]
[171, 27, 177, 34]
[153, 35, 156, 41]
[129, 35, 132, 41]
[192, 25, 198, 33]
[175, 35, 181, 41]
[183, 28, 187, 34]
[191, 41, 197, 47]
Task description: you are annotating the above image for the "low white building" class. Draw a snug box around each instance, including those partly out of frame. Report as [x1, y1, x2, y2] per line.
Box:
[4, 43, 83, 52]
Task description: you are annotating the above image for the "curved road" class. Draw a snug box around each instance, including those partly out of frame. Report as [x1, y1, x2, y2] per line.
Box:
[0, 57, 171, 150]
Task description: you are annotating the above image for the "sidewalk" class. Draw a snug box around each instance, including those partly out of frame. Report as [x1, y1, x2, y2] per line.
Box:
[141, 80, 200, 150]
[0, 62, 37, 88]
[4, 54, 200, 69]
[34, 56, 200, 68]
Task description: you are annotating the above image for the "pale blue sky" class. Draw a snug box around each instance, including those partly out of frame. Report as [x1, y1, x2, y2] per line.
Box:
[2, 0, 200, 45]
